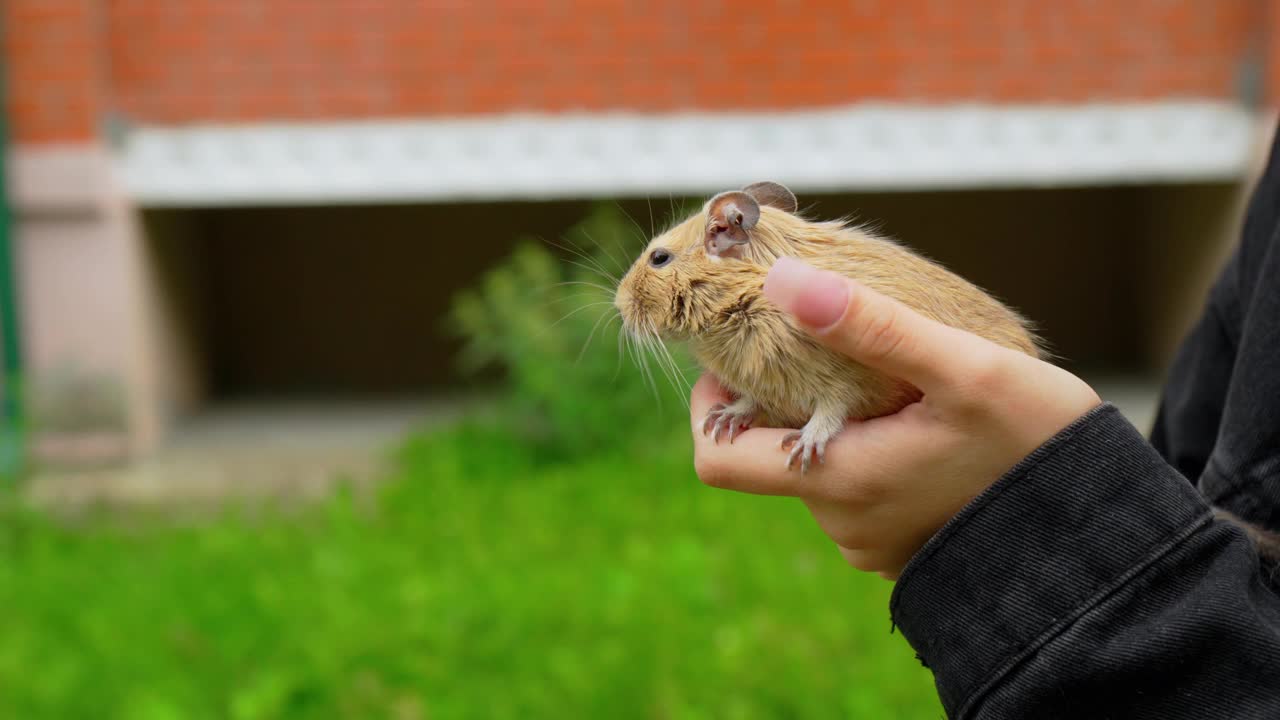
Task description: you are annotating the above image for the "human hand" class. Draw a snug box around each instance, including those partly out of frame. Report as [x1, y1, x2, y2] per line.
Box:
[690, 257, 1101, 579]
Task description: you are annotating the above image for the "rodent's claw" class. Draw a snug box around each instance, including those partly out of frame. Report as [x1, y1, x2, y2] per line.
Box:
[703, 402, 754, 444]
[726, 418, 748, 444]
[781, 432, 799, 452]
[782, 431, 826, 475]
[701, 407, 721, 437]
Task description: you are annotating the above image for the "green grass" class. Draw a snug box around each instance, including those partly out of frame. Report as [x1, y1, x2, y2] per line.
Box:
[0, 422, 941, 719]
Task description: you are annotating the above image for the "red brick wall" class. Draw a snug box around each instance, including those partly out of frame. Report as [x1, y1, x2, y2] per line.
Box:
[4, 0, 104, 143]
[1268, 0, 1280, 105]
[4, 0, 1274, 144]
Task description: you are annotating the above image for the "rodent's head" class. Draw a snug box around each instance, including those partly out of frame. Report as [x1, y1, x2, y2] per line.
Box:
[615, 181, 802, 340]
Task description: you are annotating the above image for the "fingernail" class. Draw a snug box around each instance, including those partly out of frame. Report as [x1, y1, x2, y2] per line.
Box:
[764, 257, 849, 330]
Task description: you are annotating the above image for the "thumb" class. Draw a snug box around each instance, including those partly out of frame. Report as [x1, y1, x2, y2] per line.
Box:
[764, 257, 993, 395]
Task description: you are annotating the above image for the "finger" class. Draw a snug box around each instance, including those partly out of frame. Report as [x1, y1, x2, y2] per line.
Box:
[688, 381, 801, 497]
[836, 545, 896, 578]
[802, 495, 870, 549]
[763, 257, 1003, 397]
[692, 424, 801, 496]
[689, 378, 921, 498]
[837, 545, 873, 571]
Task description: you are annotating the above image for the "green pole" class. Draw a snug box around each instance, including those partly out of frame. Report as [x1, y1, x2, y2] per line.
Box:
[0, 105, 24, 478]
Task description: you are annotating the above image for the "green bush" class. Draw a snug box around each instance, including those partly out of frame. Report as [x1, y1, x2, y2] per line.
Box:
[450, 205, 690, 461]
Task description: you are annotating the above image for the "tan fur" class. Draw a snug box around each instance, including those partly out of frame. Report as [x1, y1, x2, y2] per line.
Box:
[615, 203, 1042, 430]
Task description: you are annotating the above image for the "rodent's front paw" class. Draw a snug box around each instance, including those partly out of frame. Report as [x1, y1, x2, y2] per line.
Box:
[701, 401, 755, 444]
[781, 411, 847, 475]
[781, 431, 826, 474]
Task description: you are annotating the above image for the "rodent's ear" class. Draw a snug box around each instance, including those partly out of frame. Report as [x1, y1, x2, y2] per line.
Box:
[743, 181, 798, 214]
[704, 190, 760, 258]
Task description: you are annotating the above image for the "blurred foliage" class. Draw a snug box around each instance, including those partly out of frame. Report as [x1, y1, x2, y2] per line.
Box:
[0, 426, 941, 719]
[450, 204, 689, 461]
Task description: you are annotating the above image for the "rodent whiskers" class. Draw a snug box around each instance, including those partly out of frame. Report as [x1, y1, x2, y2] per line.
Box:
[631, 318, 691, 410]
[537, 215, 692, 410]
[577, 307, 620, 365]
[580, 228, 629, 278]
[539, 235, 620, 287]
[547, 301, 615, 331]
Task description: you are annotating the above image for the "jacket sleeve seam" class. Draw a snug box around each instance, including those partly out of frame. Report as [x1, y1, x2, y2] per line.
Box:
[954, 511, 1216, 720]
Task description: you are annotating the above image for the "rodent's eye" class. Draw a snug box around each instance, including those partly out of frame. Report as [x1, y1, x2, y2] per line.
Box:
[649, 248, 673, 268]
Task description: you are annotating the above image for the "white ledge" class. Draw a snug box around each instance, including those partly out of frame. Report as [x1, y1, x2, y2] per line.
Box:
[116, 102, 1259, 207]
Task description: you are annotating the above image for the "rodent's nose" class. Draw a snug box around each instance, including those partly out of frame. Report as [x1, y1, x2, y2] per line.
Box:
[614, 286, 631, 314]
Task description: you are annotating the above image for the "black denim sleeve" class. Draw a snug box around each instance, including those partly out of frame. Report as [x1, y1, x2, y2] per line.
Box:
[889, 404, 1280, 719]
[1151, 127, 1280, 570]
[1148, 281, 1235, 483]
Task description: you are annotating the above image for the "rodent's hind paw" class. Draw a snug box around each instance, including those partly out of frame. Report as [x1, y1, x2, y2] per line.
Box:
[702, 402, 755, 444]
[781, 431, 827, 475]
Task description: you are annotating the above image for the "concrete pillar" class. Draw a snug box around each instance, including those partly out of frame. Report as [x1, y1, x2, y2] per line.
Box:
[7, 146, 158, 464]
